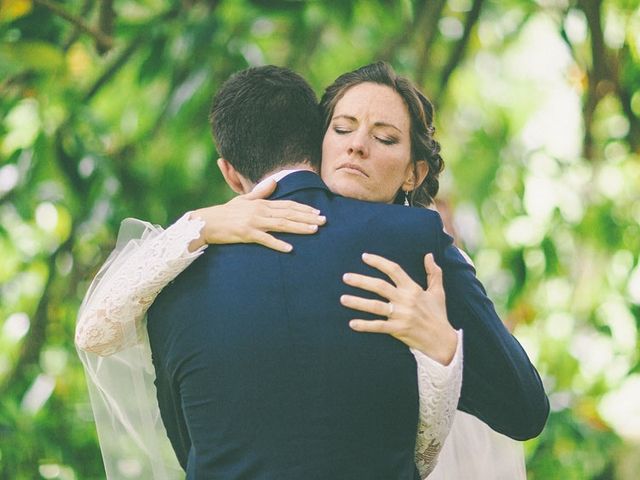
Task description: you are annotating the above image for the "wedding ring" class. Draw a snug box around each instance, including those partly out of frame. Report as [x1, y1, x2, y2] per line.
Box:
[388, 302, 394, 316]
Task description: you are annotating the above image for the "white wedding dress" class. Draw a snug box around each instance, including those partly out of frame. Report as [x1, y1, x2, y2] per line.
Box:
[75, 214, 524, 480]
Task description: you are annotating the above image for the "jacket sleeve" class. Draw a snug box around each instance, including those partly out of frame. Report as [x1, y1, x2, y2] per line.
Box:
[434, 214, 549, 440]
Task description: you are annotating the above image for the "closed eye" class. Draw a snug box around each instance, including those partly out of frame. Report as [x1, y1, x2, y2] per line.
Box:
[376, 136, 397, 145]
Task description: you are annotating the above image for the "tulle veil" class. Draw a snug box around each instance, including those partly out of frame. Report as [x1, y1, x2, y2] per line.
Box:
[77, 219, 183, 479]
[429, 411, 526, 479]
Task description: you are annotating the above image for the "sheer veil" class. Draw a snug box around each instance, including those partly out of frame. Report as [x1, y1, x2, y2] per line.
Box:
[428, 410, 526, 479]
[77, 219, 183, 479]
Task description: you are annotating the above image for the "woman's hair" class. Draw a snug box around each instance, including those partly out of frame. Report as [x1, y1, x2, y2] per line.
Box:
[320, 61, 444, 206]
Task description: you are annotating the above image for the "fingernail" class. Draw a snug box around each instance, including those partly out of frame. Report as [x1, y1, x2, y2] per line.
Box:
[343, 273, 352, 281]
[285, 244, 293, 252]
[362, 253, 369, 259]
[312, 208, 321, 214]
[318, 215, 326, 222]
[308, 224, 318, 231]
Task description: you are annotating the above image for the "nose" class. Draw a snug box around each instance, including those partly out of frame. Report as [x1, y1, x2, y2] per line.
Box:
[347, 130, 368, 158]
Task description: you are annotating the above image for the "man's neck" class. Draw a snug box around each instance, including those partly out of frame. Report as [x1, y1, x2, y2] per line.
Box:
[247, 164, 317, 193]
[256, 164, 317, 184]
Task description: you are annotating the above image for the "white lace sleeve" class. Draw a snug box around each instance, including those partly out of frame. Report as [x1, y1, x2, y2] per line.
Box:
[75, 213, 207, 356]
[411, 329, 464, 479]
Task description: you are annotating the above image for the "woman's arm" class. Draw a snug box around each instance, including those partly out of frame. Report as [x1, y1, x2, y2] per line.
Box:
[340, 253, 463, 476]
[413, 332, 463, 478]
[75, 214, 208, 356]
[75, 180, 326, 356]
[188, 179, 326, 253]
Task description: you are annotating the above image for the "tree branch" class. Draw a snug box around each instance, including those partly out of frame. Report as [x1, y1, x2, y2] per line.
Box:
[96, 0, 115, 54]
[83, 36, 142, 102]
[62, 0, 95, 51]
[33, 0, 114, 51]
[577, 0, 613, 161]
[54, 126, 91, 197]
[435, 0, 485, 103]
[82, 5, 183, 103]
[413, 0, 448, 86]
[579, 0, 608, 81]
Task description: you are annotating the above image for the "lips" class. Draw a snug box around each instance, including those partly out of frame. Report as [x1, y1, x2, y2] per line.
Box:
[337, 163, 368, 177]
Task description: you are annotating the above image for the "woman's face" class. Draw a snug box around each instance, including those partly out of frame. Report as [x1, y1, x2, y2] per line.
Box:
[321, 82, 420, 204]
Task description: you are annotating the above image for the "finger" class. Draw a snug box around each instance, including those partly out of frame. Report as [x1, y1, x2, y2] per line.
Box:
[255, 217, 321, 234]
[342, 273, 395, 300]
[424, 253, 443, 292]
[340, 295, 392, 317]
[250, 231, 293, 253]
[349, 319, 397, 335]
[361, 253, 414, 288]
[262, 209, 326, 226]
[268, 200, 321, 215]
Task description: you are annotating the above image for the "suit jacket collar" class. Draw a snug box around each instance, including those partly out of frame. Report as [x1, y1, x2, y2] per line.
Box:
[269, 170, 330, 200]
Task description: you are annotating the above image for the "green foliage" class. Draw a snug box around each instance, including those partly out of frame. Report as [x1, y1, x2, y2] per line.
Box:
[1, 0, 639, 478]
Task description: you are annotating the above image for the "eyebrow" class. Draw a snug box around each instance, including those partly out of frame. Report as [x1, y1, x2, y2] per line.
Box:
[332, 115, 403, 134]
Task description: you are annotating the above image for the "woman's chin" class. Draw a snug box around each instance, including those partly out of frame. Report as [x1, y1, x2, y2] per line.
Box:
[326, 179, 372, 201]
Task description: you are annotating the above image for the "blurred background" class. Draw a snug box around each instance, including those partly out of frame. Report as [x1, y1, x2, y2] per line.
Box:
[0, 0, 639, 478]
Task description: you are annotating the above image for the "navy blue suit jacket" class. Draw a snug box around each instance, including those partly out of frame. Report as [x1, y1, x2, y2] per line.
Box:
[148, 171, 548, 479]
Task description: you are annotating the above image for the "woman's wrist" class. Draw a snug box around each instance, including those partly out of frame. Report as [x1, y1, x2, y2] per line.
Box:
[415, 325, 459, 366]
[187, 209, 210, 252]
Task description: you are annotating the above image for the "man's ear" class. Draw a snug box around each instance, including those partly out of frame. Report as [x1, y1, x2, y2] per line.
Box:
[217, 158, 245, 194]
[402, 160, 429, 192]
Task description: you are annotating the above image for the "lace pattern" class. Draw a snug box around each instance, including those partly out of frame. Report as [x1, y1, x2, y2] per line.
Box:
[411, 330, 464, 478]
[75, 214, 206, 356]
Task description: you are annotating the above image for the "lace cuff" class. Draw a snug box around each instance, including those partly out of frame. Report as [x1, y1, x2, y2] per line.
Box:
[75, 213, 207, 356]
[412, 330, 464, 478]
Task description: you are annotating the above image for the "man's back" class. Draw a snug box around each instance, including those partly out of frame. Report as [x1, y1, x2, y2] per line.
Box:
[148, 172, 447, 479]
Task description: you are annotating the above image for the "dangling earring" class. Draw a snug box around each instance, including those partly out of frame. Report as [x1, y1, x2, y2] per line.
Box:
[403, 190, 410, 207]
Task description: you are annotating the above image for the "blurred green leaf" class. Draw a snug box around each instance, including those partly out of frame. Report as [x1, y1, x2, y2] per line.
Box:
[0, 40, 64, 75]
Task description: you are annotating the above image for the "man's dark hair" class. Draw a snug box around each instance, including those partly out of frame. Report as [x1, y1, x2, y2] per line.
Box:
[210, 65, 322, 183]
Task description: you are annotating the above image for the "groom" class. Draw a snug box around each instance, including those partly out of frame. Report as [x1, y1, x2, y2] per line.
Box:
[147, 66, 548, 478]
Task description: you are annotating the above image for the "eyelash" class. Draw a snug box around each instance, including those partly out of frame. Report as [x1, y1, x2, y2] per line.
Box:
[333, 127, 398, 146]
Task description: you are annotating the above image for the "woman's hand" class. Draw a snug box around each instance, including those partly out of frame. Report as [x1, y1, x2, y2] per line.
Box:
[188, 178, 326, 252]
[340, 253, 458, 365]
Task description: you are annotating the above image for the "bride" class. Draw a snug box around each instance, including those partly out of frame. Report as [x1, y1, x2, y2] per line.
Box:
[76, 62, 527, 479]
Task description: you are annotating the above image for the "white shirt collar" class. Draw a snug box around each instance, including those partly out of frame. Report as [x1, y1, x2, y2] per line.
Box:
[252, 168, 311, 192]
